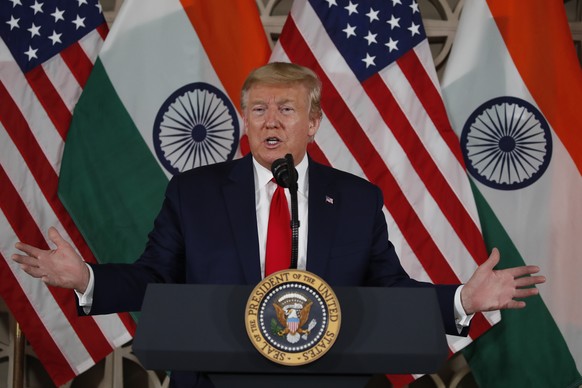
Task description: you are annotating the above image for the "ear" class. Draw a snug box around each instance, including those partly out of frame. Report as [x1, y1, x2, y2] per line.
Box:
[308, 116, 321, 137]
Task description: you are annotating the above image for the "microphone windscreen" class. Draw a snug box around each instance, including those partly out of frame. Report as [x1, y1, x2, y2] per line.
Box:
[271, 157, 290, 188]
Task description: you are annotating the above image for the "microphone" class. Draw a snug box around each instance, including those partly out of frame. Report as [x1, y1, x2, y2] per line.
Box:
[271, 154, 298, 189]
[271, 154, 299, 270]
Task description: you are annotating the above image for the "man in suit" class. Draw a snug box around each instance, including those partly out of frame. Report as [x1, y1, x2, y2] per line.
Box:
[13, 62, 544, 387]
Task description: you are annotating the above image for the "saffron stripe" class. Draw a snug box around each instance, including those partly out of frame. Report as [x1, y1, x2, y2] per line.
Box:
[488, 0, 582, 173]
[181, 0, 270, 111]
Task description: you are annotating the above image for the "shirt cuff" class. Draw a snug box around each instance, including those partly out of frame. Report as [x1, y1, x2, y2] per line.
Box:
[454, 285, 474, 332]
[74, 263, 94, 314]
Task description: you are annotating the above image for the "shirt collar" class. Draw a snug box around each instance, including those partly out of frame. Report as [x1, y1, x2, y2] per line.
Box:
[252, 155, 309, 195]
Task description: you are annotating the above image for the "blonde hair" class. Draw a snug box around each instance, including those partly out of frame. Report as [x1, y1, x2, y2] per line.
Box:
[241, 62, 322, 120]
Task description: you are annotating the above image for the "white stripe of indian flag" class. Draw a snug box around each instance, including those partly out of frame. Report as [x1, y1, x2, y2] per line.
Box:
[59, 0, 241, 265]
[98, 0, 237, 180]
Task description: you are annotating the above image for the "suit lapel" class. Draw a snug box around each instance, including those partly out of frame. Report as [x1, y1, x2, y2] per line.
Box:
[306, 160, 338, 278]
[221, 156, 339, 282]
[222, 155, 262, 284]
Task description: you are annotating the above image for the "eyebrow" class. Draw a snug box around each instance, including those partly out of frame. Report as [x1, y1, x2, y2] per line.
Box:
[250, 97, 297, 106]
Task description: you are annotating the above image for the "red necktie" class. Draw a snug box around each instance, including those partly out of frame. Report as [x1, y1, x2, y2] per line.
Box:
[265, 181, 291, 276]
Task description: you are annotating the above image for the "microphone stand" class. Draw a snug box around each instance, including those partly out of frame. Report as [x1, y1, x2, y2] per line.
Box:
[285, 154, 300, 270]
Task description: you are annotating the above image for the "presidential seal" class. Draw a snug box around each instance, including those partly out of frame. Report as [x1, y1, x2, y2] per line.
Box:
[245, 269, 341, 366]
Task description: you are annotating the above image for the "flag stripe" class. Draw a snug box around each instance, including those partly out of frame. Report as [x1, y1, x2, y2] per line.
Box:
[0, 166, 100, 369]
[362, 72, 487, 265]
[0, 54, 63, 174]
[279, 17, 462, 285]
[0, 82, 118, 359]
[0, 171, 49, 259]
[487, 0, 582, 173]
[469, 311, 494, 341]
[307, 142, 331, 166]
[0, 167, 112, 363]
[60, 41, 94, 89]
[401, 44, 485, 224]
[43, 54, 83, 114]
[24, 67, 71, 140]
[181, 0, 271, 111]
[96, 23, 108, 40]
[1, 116, 135, 358]
[0, 80, 59, 176]
[77, 25, 107, 61]
[397, 51, 464, 165]
[0, 253, 75, 383]
[0, 80, 94, 264]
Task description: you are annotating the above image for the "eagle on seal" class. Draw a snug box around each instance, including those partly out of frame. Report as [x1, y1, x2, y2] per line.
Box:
[274, 298, 314, 344]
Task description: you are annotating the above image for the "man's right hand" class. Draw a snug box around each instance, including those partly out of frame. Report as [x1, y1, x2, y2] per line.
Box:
[12, 227, 90, 293]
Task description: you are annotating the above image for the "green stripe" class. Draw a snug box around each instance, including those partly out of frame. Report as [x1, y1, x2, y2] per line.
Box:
[59, 58, 168, 265]
[464, 180, 581, 387]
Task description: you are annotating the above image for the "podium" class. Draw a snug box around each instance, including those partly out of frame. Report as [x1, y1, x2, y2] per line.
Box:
[133, 284, 448, 387]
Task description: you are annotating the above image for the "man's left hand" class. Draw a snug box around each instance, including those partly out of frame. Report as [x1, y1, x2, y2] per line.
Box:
[461, 248, 545, 315]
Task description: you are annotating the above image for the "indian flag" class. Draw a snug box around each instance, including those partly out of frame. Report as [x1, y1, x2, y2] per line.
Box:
[441, 0, 582, 386]
[58, 0, 271, 265]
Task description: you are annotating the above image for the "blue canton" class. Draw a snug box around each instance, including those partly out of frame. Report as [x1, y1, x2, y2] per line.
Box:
[1, 0, 105, 72]
[309, 0, 426, 82]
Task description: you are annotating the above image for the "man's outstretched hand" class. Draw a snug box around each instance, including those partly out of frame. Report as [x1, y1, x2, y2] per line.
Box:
[12, 227, 89, 293]
[461, 248, 546, 315]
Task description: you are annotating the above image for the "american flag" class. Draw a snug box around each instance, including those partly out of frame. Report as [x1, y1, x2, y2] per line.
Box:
[271, 0, 500, 385]
[0, 0, 134, 385]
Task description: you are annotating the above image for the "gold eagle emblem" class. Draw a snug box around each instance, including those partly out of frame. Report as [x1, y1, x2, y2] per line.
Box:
[273, 292, 317, 343]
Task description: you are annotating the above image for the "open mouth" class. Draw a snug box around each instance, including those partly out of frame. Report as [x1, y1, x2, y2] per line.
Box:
[265, 137, 281, 146]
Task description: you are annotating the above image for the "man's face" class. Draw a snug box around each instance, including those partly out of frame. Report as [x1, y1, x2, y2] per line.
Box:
[243, 83, 320, 170]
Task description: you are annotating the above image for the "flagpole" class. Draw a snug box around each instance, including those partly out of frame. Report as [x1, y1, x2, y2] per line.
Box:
[12, 322, 25, 388]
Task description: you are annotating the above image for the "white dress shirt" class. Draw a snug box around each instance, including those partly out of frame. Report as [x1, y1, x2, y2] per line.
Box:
[253, 156, 309, 278]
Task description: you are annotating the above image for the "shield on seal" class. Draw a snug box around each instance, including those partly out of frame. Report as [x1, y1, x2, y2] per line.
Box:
[287, 316, 300, 333]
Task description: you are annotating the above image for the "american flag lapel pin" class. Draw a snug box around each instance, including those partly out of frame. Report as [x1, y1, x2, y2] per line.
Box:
[325, 195, 334, 205]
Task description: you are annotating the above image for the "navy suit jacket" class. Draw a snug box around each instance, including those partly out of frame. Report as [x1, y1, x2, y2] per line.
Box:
[87, 154, 465, 387]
